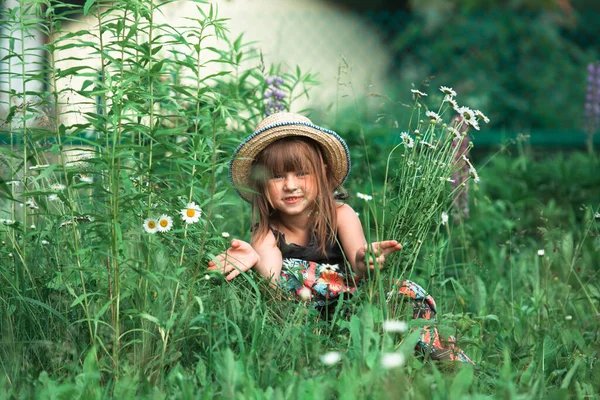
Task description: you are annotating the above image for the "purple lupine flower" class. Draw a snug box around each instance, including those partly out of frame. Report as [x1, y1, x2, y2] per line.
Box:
[451, 116, 471, 224]
[584, 62, 600, 149]
[264, 75, 286, 116]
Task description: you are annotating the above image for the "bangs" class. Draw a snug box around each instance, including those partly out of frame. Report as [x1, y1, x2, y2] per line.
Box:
[255, 138, 321, 179]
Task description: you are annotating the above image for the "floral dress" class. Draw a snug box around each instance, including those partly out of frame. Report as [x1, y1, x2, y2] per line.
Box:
[272, 227, 474, 364]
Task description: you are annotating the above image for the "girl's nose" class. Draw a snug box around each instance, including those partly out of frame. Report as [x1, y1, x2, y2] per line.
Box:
[283, 174, 298, 191]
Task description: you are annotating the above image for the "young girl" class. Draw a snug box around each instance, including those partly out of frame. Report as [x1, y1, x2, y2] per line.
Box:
[208, 112, 473, 364]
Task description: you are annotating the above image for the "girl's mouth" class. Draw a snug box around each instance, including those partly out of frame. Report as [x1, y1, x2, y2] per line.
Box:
[283, 196, 302, 204]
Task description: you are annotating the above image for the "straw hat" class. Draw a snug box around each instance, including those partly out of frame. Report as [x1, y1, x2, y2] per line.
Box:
[230, 112, 351, 202]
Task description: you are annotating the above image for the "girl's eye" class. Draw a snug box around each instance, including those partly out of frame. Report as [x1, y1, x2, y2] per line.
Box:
[271, 174, 284, 180]
[297, 171, 309, 177]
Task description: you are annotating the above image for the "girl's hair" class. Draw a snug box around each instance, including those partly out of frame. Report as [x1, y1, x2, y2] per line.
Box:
[250, 137, 340, 256]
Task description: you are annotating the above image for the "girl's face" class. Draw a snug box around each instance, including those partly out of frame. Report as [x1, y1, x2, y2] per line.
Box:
[266, 170, 316, 217]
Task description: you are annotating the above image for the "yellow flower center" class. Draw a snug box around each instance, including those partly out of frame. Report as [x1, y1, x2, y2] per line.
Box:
[186, 209, 196, 217]
[160, 219, 168, 227]
[148, 221, 156, 229]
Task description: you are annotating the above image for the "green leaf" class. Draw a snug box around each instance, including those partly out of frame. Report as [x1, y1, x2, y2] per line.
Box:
[449, 365, 474, 398]
[83, 0, 96, 17]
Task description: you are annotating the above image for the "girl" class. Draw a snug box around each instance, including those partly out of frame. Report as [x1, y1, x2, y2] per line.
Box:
[208, 112, 473, 364]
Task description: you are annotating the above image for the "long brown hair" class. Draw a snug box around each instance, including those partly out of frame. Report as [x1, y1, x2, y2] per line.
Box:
[250, 137, 340, 255]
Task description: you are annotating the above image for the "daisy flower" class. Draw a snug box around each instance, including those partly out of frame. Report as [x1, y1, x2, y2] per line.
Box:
[469, 167, 480, 183]
[143, 218, 158, 234]
[537, 249, 545, 257]
[455, 107, 480, 130]
[425, 110, 441, 124]
[47, 194, 60, 202]
[440, 86, 457, 97]
[441, 211, 449, 226]
[474, 109, 490, 124]
[400, 132, 414, 148]
[444, 96, 459, 109]
[382, 320, 408, 333]
[381, 353, 405, 369]
[221, 232, 230, 238]
[180, 202, 202, 224]
[26, 198, 39, 210]
[51, 183, 66, 191]
[78, 174, 93, 184]
[0, 219, 16, 225]
[157, 215, 173, 232]
[319, 351, 342, 366]
[410, 89, 427, 97]
[29, 164, 50, 170]
[356, 192, 373, 201]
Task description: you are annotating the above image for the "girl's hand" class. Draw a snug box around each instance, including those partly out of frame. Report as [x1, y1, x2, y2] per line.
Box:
[207, 239, 260, 281]
[355, 240, 402, 271]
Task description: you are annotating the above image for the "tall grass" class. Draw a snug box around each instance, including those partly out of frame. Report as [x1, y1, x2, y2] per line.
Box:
[1, 1, 598, 398]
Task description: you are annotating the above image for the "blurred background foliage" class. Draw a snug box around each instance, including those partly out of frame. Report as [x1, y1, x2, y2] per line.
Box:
[327, 0, 599, 134]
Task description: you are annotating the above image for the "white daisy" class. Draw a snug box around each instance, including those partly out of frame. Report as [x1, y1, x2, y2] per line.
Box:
[319, 351, 342, 365]
[456, 107, 480, 130]
[425, 110, 441, 124]
[537, 249, 545, 257]
[420, 141, 437, 150]
[410, 89, 427, 97]
[0, 219, 15, 225]
[440, 86, 457, 97]
[356, 192, 373, 201]
[29, 164, 50, 170]
[78, 174, 93, 184]
[400, 132, 414, 148]
[41, 239, 49, 245]
[51, 183, 66, 191]
[474, 109, 490, 124]
[469, 167, 480, 183]
[444, 96, 459, 109]
[143, 218, 158, 234]
[157, 215, 173, 232]
[47, 194, 60, 202]
[382, 320, 408, 333]
[441, 211, 449, 226]
[26, 198, 39, 210]
[381, 353, 405, 369]
[180, 202, 202, 224]
[221, 232, 230, 238]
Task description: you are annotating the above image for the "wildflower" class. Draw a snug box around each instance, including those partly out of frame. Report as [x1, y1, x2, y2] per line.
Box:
[30, 224, 36, 229]
[356, 192, 373, 201]
[474, 109, 490, 124]
[51, 183, 66, 191]
[425, 110, 441, 124]
[26, 199, 39, 210]
[440, 86, 457, 97]
[78, 174, 93, 184]
[221, 232, 230, 238]
[47, 194, 60, 202]
[595, 212, 600, 219]
[143, 218, 158, 234]
[441, 211, 449, 226]
[319, 351, 342, 365]
[264, 75, 286, 116]
[410, 89, 427, 97]
[537, 249, 545, 257]
[565, 315, 573, 321]
[6, 180, 20, 187]
[381, 353, 405, 369]
[382, 320, 408, 333]
[469, 167, 480, 183]
[400, 132, 414, 148]
[204, 274, 211, 280]
[298, 286, 312, 301]
[0, 219, 15, 225]
[444, 95, 459, 109]
[157, 215, 173, 232]
[584, 62, 600, 146]
[455, 106, 480, 130]
[180, 202, 202, 224]
[41, 239, 49, 245]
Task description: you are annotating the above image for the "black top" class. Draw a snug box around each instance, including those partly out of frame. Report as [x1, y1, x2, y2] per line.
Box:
[270, 227, 345, 265]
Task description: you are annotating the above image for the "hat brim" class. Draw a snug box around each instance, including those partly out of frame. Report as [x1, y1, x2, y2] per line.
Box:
[230, 119, 350, 203]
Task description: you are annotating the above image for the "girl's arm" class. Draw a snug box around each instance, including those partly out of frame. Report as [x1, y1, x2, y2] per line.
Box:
[336, 203, 402, 278]
[206, 230, 283, 282]
[251, 229, 283, 282]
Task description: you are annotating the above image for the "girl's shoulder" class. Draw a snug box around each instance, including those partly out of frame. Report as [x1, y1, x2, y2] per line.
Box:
[335, 202, 358, 218]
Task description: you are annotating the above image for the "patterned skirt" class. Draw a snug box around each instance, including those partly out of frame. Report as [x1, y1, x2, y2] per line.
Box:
[279, 258, 474, 364]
